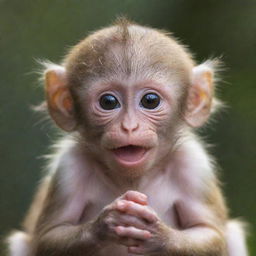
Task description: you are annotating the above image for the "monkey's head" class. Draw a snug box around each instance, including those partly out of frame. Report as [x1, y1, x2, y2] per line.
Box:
[43, 19, 220, 178]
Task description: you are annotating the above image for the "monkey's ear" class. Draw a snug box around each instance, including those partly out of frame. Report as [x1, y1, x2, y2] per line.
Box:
[185, 61, 219, 127]
[44, 65, 77, 131]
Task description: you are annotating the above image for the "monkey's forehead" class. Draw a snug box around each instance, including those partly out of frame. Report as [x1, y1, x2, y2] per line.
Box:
[64, 24, 194, 86]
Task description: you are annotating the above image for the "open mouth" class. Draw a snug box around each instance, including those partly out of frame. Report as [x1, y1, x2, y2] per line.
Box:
[112, 145, 147, 164]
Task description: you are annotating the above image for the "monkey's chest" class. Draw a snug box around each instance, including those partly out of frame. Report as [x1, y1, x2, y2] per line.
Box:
[81, 186, 179, 229]
[143, 188, 180, 228]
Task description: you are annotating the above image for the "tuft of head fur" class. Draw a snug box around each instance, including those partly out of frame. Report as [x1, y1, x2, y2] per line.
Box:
[202, 58, 225, 114]
[113, 16, 133, 42]
[33, 60, 60, 114]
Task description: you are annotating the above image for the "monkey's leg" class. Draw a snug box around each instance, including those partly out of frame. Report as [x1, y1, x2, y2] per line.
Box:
[226, 220, 248, 256]
[6, 231, 31, 256]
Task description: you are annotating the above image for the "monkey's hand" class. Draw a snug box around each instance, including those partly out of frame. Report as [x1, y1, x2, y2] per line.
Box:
[114, 193, 171, 255]
[91, 190, 160, 250]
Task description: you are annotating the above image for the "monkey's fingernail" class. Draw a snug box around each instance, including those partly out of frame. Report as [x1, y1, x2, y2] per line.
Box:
[117, 201, 125, 209]
[140, 194, 147, 201]
[115, 226, 124, 235]
[144, 231, 152, 238]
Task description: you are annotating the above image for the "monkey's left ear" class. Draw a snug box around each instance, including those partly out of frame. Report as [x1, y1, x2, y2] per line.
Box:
[44, 64, 77, 131]
[185, 61, 219, 127]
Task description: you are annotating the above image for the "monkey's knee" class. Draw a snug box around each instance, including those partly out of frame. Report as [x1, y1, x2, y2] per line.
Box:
[226, 220, 248, 256]
[6, 231, 31, 256]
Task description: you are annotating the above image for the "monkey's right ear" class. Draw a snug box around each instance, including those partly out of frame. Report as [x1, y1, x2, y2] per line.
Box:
[184, 61, 220, 128]
[44, 65, 77, 131]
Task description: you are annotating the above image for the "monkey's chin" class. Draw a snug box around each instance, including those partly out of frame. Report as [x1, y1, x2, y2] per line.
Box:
[111, 145, 150, 169]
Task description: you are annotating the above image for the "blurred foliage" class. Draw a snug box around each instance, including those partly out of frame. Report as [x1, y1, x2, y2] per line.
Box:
[0, 0, 255, 254]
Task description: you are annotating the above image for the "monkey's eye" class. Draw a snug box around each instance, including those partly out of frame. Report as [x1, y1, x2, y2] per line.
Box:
[140, 93, 160, 109]
[99, 94, 120, 110]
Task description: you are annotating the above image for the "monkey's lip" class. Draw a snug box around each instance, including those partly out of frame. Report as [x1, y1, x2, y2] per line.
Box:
[112, 145, 148, 165]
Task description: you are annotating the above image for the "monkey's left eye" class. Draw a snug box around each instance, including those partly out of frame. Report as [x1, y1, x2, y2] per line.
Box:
[99, 94, 120, 110]
[140, 93, 160, 109]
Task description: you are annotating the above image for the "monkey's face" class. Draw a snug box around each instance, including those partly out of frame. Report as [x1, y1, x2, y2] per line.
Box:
[80, 77, 184, 177]
[44, 24, 216, 178]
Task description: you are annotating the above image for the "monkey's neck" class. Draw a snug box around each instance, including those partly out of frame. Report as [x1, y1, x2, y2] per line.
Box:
[96, 164, 143, 192]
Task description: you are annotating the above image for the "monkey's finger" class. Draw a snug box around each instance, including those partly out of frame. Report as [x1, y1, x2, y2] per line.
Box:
[127, 245, 145, 255]
[119, 213, 148, 230]
[116, 200, 158, 223]
[115, 226, 151, 240]
[122, 190, 148, 205]
[118, 237, 141, 247]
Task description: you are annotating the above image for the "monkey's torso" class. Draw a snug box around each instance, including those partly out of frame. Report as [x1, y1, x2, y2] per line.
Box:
[22, 136, 228, 256]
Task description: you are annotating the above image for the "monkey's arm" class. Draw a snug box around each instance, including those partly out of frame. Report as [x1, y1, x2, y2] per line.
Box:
[166, 192, 228, 256]
[31, 179, 151, 256]
[160, 226, 227, 256]
[28, 172, 104, 256]
[32, 222, 100, 256]
[157, 216, 227, 256]
[161, 182, 229, 256]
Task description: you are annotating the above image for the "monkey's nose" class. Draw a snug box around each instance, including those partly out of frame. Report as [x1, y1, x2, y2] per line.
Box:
[120, 115, 139, 134]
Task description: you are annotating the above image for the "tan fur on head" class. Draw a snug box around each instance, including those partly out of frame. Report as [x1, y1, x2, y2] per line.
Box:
[63, 18, 195, 88]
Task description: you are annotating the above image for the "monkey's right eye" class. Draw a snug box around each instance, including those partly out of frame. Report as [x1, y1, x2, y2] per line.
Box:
[99, 94, 120, 110]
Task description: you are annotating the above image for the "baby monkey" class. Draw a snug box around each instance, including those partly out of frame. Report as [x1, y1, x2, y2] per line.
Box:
[7, 19, 248, 256]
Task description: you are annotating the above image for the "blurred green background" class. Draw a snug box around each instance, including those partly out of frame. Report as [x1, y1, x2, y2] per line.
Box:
[0, 0, 255, 254]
